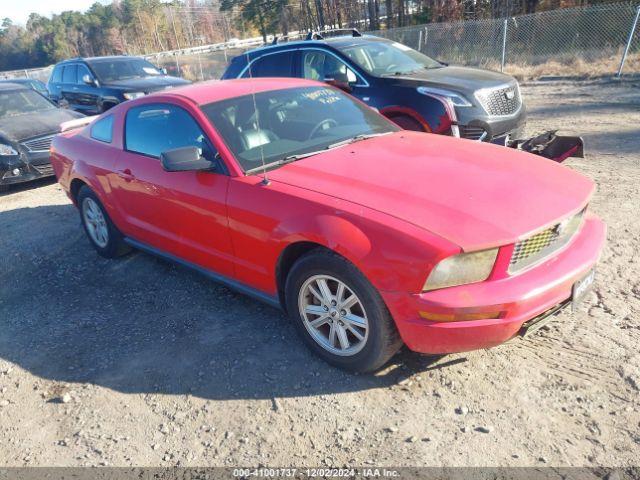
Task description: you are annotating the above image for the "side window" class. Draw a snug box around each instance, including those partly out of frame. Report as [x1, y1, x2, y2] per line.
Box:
[62, 65, 77, 83]
[125, 104, 214, 159]
[77, 64, 93, 84]
[302, 51, 357, 83]
[50, 66, 62, 84]
[242, 51, 294, 78]
[90, 115, 114, 143]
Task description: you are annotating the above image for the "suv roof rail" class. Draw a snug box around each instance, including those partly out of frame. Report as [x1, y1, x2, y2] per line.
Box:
[305, 28, 362, 40]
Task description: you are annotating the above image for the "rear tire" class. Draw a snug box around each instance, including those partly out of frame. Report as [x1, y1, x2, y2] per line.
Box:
[77, 186, 131, 258]
[285, 249, 402, 373]
[388, 114, 427, 132]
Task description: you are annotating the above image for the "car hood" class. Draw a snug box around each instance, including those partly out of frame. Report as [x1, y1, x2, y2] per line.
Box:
[268, 132, 594, 251]
[0, 108, 84, 143]
[392, 65, 516, 93]
[101, 75, 191, 91]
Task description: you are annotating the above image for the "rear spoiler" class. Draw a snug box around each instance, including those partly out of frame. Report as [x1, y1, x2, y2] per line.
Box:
[60, 116, 98, 133]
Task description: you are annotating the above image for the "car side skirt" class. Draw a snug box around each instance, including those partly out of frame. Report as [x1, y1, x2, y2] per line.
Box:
[124, 237, 282, 310]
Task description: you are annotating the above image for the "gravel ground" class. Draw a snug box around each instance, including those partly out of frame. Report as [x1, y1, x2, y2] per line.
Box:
[0, 79, 638, 468]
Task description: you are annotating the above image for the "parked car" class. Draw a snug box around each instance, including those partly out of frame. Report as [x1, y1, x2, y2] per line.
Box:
[47, 55, 190, 115]
[0, 82, 84, 192]
[51, 78, 605, 372]
[0, 78, 50, 98]
[221, 30, 584, 161]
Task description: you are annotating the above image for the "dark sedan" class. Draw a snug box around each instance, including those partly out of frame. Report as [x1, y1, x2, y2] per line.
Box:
[0, 83, 84, 192]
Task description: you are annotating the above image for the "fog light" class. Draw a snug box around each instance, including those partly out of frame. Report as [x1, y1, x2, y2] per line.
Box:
[419, 311, 501, 322]
[12, 168, 21, 176]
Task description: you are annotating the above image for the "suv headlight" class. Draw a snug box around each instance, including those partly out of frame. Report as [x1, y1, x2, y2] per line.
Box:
[123, 92, 145, 100]
[417, 86, 472, 107]
[0, 144, 18, 156]
[423, 248, 499, 291]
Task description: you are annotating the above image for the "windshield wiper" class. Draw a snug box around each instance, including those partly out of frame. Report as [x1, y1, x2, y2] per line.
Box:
[244, 132, 393, 176]
[244, 147, 331, 175]
[327, 131, 392, 149]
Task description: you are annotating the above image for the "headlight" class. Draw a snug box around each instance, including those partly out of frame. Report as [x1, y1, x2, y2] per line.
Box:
[423, 248, 499, 291]
[0, 144, 18, 156]
[123, 92, 145, 100]
[417, 86, 472, 107]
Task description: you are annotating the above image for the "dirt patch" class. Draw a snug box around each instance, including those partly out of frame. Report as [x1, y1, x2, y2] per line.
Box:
[0, 79, 639, 467]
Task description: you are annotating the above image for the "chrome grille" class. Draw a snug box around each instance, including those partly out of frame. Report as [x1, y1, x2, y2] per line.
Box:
[476, 84, 521, 116]
[21, 134, 55, 153]
[509, 209, 585, 274]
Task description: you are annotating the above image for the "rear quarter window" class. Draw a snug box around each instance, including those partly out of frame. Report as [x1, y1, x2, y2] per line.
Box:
[242, 51, 295, 78]
[90, 115, 114, 143]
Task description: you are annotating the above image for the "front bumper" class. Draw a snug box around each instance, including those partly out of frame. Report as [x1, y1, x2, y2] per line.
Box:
[382, 215, 606, 354]
[457, 104, 527, 141]
[1, 151, 54, 186]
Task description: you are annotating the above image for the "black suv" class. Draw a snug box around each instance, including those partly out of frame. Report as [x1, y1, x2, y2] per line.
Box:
[222, 31, 526, 143]
[47, 56, 190, 115]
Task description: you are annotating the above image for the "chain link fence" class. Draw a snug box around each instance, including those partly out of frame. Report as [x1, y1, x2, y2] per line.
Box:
[370, 2, 640, 77]
[1, 2, 638, 83]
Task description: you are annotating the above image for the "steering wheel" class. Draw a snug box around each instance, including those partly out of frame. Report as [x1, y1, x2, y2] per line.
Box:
[385, 64, 399, 73]
[308, 119, 338, 140]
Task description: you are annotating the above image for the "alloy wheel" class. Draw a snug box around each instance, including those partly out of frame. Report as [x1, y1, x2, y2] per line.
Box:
[298, 274, 369, 356]
[82, 197, 109, 248]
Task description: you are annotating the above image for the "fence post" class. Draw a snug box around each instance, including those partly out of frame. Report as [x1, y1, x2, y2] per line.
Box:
[501, 18, 508, 72]
[418, 29, 423, 52]
[617, 5, 640, 77]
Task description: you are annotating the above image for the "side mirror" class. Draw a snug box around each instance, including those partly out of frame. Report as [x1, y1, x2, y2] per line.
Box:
[161, 68, 168, 75]
[160, 146, 214, 172]
[82, 74, 96, 86]
[324, 73, 352, 93]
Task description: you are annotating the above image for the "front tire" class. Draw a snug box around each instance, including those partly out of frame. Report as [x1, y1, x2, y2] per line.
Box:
[77, 186, 131, 258]
[285, 250, 402, 372]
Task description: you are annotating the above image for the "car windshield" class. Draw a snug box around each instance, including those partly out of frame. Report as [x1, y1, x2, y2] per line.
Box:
[201, 86, 399, 173]
[340, 40, 442, 76]
[0, 89, 55, 118]
[88, 58, 162, 82]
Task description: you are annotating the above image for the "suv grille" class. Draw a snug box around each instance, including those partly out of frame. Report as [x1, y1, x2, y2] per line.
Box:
[21, 134, 55, 153]
[509, 209, 585, 274]
[476, 84, 521, 116]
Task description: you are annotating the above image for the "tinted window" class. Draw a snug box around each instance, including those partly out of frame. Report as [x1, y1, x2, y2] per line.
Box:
[201, 86, 398, 173]
[243, 51, 294, 78]
[90, 115, 114, 143]
[62, 65, 77, 83]
[51, 66, 62, 84]
[125, 104, 210, 158]
[301, 51, 357, 83]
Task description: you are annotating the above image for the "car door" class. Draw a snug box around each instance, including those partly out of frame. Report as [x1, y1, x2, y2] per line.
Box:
[60, 64, 80, 110]
[75, 64, 100, 114]
[299, 49, 368, 103]
[111, 102, 235, 277]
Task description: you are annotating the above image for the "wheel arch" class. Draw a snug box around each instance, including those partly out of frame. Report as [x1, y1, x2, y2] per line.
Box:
[380, 106, 432, 133]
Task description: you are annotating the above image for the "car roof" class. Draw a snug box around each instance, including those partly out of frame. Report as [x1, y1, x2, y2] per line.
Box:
[156, 77, 326, 106]
[242, 34, 388, 57]
[0, 82, 28, 91]
[57, 55, 142, 65]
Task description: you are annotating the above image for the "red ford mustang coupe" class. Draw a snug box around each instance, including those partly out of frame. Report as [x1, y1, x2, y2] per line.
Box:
[51, 78, 605, 372]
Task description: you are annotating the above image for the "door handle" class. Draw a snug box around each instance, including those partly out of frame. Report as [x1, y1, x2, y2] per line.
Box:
[116, 168, 135, 181]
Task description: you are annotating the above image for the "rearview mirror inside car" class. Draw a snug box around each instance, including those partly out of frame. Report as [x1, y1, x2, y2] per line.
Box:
[160, 146, 214, 172]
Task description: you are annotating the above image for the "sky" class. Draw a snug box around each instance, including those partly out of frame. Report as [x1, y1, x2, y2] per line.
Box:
[2, 0, 111, 26]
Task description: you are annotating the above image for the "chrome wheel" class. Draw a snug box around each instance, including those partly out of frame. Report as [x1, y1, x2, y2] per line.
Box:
[82, 197, 109, 248]
[298, 275, 369, 356]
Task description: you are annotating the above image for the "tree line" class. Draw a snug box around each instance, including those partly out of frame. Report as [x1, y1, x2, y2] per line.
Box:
[0, 0, 627, 71]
